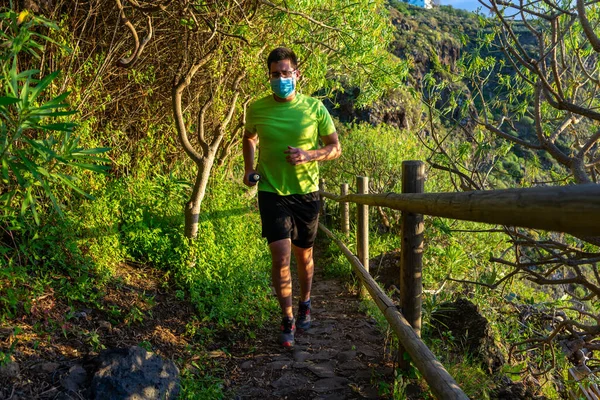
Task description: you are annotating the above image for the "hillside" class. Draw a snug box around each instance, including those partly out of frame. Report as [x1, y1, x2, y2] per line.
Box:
[1, 1, 599, 399]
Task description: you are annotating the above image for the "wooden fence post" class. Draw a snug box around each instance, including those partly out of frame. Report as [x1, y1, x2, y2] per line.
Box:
[319, 178, 326, 221]
[357, 176, 369, 298]
[400, 161, 425, 336]
[341, 183, 350, 235]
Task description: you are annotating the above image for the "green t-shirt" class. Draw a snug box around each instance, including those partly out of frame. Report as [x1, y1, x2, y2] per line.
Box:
[246, 93, 336, 195]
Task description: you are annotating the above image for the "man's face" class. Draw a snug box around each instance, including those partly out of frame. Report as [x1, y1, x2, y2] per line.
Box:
[269, 59, 298, 81]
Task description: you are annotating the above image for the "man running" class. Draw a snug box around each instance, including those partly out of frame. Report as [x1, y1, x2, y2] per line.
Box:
[243, 47, 341, 347]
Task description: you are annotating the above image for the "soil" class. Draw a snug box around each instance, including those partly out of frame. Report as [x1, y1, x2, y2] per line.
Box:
[0, 241, 409, 399]
[0, 263, 197, 399]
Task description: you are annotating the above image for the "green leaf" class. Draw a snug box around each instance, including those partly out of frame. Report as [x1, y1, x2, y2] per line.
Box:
[36, 166, 51, 178]
[39, 178, 62, 215]
[36, 110, 77, 117]
[72, 156, 111, 165]
[22, 137, 56, 157]
[29, 70, 59, 102]
[1, 158, 8, 181]
[9, 57, 18, 97]
[0, 96, 21, 105]
[72, 147, 112, 155]
[27, 109, 76, 119]
[21, 190, 30, 215]
[15, 69, 40, 80]
[54, 173, 94, 199]
[36, 92, 70, 109]
[31, 30, 61, 45]
[7, 160, 27, 186]
[40, 122, 77, 132]
[14, 150, 41, 178]
[20, 76, 31, 107]
[27, 189, 40, 225]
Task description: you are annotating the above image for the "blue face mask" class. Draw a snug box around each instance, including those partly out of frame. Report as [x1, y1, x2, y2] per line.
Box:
[270, 77, 296, 99]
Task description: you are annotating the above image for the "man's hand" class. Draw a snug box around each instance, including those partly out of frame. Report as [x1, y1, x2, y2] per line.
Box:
[244, 170, 259, 187]
[284, 133, 340, 166]
[284, 146, 312, 166]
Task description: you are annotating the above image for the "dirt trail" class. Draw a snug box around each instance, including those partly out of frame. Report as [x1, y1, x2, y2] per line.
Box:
[224, 269, 397, 399]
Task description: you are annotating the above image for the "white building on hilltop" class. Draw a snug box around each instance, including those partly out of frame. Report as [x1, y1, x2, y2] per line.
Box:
[403, 0, 439, 9]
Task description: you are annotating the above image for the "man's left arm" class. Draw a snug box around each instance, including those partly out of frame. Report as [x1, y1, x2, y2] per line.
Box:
[284, 133, 341, 166]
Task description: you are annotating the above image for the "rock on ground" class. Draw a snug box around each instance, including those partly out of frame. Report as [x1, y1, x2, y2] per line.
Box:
[90, 346, 180, 400]
[430, 297, 505, 374]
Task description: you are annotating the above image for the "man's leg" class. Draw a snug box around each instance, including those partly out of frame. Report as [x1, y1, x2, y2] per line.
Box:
[292, 244, 314, 302]
[293, 244, 314, 331]
[270, 238, 296, 347]
[269, 238, 293, 318]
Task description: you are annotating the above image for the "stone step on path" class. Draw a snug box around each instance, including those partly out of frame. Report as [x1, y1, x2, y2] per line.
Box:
[225, 277, 397, 399]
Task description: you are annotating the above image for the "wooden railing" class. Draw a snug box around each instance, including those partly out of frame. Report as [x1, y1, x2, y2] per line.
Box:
[318, 160, 600, 400]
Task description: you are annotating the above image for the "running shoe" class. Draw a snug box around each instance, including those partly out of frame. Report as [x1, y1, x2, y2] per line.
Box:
[297, 300, 312, 332]
[279, 316, 295, 347]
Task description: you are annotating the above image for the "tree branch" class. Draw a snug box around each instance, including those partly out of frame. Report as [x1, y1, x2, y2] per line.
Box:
[448, 269, 521, 289]
[214, 72, 247, 145]
[534, 84, 573, 167]
[115, 0, 153, 68]
[198, 91, 214, 156]
[128, 0, 173, 12]
[427, 161, 481, 191]
[549, 115, 581, 143]
[575, 48, 600, 86]
[483, 121, 544, 150]
[258, 0, 342, 31]
[577, 0, 600, 52]
[172, 52, 215, 164]
[578, 128, 600, 159]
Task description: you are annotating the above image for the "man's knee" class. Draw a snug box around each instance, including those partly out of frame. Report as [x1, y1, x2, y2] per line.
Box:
[293, 245, 313, 264]
[272, 258, 290, 271]
[270, 239, 291, 267]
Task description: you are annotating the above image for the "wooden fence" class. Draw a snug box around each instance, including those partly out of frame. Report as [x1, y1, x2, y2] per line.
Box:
[318, 160, 600, 400]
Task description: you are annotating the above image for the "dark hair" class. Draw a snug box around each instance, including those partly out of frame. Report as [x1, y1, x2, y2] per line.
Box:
[266, 47, 298, 70]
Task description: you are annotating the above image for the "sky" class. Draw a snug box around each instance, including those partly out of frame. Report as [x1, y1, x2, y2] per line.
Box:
[439, 0, 485, 12]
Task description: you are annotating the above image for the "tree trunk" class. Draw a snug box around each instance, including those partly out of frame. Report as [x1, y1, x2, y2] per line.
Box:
[571, 158, 592, 184]
[184, 153, 216, 238]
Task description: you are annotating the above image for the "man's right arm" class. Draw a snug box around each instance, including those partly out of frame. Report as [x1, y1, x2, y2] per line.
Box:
[242, 129, 258, 187]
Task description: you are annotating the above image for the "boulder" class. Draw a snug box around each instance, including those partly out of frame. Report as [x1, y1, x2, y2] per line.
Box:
[430, 297, 505, 374]
[61, 365, 88, 393]
[90, 346, 180, 400]
[0, 360, 19, 379]
[491, 378, 545, 400]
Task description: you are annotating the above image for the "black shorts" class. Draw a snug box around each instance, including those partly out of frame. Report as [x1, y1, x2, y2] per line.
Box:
[258, 191, 321, 248]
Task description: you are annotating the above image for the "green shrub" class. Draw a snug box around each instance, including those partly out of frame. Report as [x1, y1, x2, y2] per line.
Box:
[0, 8, 109, 229]
[78, 171, 277, 331]
[322, 123, 426, 194]
[0, 212, 104, 320]
[178, 174, 276, 330]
